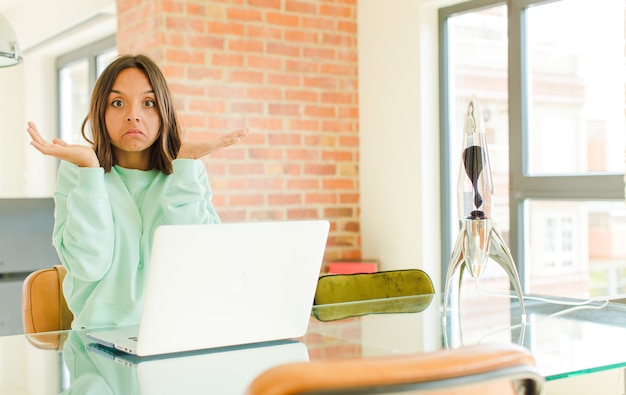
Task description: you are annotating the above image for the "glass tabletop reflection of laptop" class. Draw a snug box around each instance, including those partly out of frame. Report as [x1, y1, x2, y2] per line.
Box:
[87, 220, 329, 357]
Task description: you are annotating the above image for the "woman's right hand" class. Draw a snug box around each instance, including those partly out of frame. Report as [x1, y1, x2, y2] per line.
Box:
[27, 122, 100, 168]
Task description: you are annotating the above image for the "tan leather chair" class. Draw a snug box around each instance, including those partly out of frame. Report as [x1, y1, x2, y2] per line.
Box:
[22, 265, 73, 334]
[245, 343, 543, 395]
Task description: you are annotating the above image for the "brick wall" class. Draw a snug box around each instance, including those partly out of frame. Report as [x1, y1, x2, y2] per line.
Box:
[115, 0, 360, 264]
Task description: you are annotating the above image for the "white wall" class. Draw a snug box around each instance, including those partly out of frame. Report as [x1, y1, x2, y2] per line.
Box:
[358, 0, 451, 289]
[0, 0, 116, 197]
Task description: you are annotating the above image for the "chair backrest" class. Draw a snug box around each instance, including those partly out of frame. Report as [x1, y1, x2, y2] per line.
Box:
[313, 269, 435, 321]
[314, 269, 434, 304]
[21, 265, 73, 333]
[245, 343, 543, 395]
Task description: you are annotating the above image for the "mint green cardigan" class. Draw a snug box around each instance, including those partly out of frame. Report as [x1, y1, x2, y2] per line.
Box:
[52, 159, 221, 329]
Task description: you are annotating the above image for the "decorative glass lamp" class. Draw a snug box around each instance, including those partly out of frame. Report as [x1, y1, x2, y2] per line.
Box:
[0, 13, 22, 68]
[443, 95, 526, 323]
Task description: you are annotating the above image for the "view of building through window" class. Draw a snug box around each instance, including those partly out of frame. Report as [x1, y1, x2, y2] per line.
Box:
[58, 42, 117, 144]
[445, 0, 626, 298]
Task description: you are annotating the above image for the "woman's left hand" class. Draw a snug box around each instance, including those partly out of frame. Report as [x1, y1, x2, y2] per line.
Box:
[177, 128, 249, 159]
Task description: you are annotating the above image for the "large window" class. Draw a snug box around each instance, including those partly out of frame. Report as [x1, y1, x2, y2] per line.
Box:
[440, 0, 626, 298]
[57, 36, 117, 144]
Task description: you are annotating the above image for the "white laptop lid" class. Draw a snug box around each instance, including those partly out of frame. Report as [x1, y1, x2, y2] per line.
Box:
[89, 220, 329, 356]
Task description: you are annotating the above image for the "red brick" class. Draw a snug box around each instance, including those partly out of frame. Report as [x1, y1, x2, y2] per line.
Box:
[322, 120, 356, 133]
[185, 2, 205, 16]
[289, 119, 319, 131]
[212, 53, 245, 67]
[303, 76, 337, 89]
[247, 26, 282, 40]
[304, 105, 335, 118]
[247, 87, 283, 100]
[230, 101, 265, 113]
[337, 20, 356, 34]
[229, 193, 264, 206]
[323, 178, 355, 190]
[322, 33, 354, 47]
[286, 0, 317, 14]
[249, 177, 285, 190]
[285, 30, 319, 44]
[219, 210, 248, 222]
[321, 92, 353, 104]
[248, 55, 282, 70]
[288, 178, 320, 190]
[320, 63, 356, 76]
[267, 42, 301, 57]
[285, 89, 318, 102]
[165, 49, 206, 65]
[306, 193, 337, 205]
[249, 0, 281, 9]
[162, 0, 185, 13]
[305, 163, 336, 175]
[320, 4, 353, 18]
[249, 148, 284, 160]
[208, 21, 245, 35]
[227, 8, 263, 21]
[206, 85, 246, 99]
[287, 208, 320, 219]
[285, 59, 319, 73]
[228, 163, 267, 175]
[338, 135, 359, 147]
[303, 47, 335, 60]
[229, 39, 264, 53]
[322, 150, 353, 162]
[302, 16, 335, 31]
[250, 210, 286, 221]
[268, 73, 301, 87]
[268, 194, 302, 205]
[269, 103, 300, 116]
[286, 148, 319, 161]
[188, 35, 224, 50]
[166, 16, 206, 33]
[247, 117, 284, 130]
[266, 12, 300, 27]
[230, 70, 264, 84]
[324, 207, 353, 218]
[187, 67, 222, 80]
[268, 133, 302, 145]
[340, 193, 359, 204]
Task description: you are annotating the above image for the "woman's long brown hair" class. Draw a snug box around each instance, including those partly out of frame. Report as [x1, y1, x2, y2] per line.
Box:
[81, 54, 182, 174]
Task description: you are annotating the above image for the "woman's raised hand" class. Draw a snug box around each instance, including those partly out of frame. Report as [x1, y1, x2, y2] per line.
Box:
[27, 122, 100, 168]
[177, 128, 249, 160]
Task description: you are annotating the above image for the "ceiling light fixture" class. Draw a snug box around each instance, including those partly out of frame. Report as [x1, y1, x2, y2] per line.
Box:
[0, 13, 21, 67]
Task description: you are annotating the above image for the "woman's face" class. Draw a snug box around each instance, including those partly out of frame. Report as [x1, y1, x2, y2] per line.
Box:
[105, 67, 161, 169]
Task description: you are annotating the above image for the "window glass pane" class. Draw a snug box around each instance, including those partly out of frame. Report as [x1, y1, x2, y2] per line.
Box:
[526, 200, 626, 298]
[447, 5, 510, 242]
[59, 59, 89, 144]
[96, 48, 118, 76]
[526, 0, 626, 175]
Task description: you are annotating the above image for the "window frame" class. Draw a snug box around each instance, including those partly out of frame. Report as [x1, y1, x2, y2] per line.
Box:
[55, 35, 116, 140]
[438, 0, 624, 292]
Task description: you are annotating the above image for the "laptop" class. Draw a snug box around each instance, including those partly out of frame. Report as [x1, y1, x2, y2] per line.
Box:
[87, 219, 329, 356]
[86, 340, 310, 394]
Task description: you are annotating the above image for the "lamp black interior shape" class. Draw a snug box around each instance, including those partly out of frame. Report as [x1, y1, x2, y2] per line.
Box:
[0, 12, 22, 68]
[442, 94, 526, 325]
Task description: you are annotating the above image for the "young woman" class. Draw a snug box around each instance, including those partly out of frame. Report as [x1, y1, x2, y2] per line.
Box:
[27, 54, 248, 329]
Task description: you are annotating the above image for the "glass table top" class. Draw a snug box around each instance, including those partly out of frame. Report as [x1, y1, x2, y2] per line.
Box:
[309, 290, 626, 381]
[1, 290, 625, 393]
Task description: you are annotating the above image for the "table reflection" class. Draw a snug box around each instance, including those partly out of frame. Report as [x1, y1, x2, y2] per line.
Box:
[21, 330, 310, 394]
